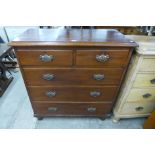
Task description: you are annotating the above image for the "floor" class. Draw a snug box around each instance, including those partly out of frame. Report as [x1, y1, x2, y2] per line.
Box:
[0, 70, 146, 129]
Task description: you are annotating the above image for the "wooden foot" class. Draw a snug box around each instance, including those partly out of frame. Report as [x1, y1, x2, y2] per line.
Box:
[37, 117, 43, 120]
[112, 116, 120, 123]
[99, 117, 106, 121]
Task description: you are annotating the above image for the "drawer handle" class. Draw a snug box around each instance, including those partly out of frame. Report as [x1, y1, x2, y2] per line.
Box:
[93, 74, 104, 80]
[90, 91, 101, 97]
[142, 93, 152, 98]
[135, 106, 144, 111]
[39, 54, 54, 62]
[150, 78, 155, 84]
[87, 107, 96, 112]
[43, 74, 55, 81]
[45, 91, 56, 97]
[96, 54, 109, 62]
[48, 107, 58, 112]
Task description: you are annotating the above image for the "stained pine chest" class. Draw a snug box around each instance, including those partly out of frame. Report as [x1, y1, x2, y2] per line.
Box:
[10, 28, 137, 120]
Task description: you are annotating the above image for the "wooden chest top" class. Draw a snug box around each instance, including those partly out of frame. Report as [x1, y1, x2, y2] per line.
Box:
[9, 28, 138, 47]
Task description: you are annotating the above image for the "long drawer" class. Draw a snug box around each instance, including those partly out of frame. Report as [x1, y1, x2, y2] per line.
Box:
[120, 102, 155, 115]
[126, 88, 155, 103]
[28, 86, 118, 102]
[33, 102, 112, 116]
[139, 58, 155, 72]
[133, 73, 155, 87]
[23, 68, 123, 86]
[16, 50, 73, 66]
[76, 49, 129, 67]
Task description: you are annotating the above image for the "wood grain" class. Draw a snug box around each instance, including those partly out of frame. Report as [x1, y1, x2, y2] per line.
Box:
[139, 58, 155, 72]
[23, 68, 124, 86]
[133, 73, 155, 87]
[143, 110, 155, 129]
[126, 88, 155, 103]
[16, 50, 73, 66]
[76, 49, 129, 67]
[28, 86, 118, 102]
[9, 28, 138, 47]
[10, 28, 137, 118]
[33, 102, 112, 116]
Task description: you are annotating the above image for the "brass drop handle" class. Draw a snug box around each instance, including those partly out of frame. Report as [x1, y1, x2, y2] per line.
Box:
[96, 54, 109, 62]
[39, 54, 54, 62]
[45, 91, 56, 97]
[135, 107, 144, 111]
[43, 74, 55, 81]
[93, 74, 104, 80]
[90, 91, 101, 97]
[87, 107, 96, 112]
[142, 93, 152, 98]
[48, 107, 58, 112]
[150, 78, 155, 84]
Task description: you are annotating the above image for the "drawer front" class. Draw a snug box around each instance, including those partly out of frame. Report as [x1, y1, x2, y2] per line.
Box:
[28, 86, 118, 102]
[33, 102, 112, 116]
[16, 50, 73, 66]
[139, 58, 155, 72]
[126, 88, 155, 103]
[133, 73, 155, 87]
[23, 68, 124, 86]
[76, 50, 129, 67]
[120, 102, 155, 115]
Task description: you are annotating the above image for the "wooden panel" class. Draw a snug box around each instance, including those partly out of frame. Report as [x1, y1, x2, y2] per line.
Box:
[139, 58, 155, 72]
[76, 50, 129, 67]
[33, 102, 112, 116]
[120, 102, 155, 115]
[23, 68, 124, 86]
[127, 88, 155, 103]
[133, 73, 155, 87]
[16, 50, 73, 66]
[143, 110, 155, 129]
[9, 29, 138, 47]
[28, 86, 118, 102]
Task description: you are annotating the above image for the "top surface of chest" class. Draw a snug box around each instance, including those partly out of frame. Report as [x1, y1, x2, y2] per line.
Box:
[9, 28, 137, 47]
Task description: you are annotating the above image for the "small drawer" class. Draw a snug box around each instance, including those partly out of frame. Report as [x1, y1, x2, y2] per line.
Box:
[139, 58, 155, 72]
[120, 102, 155, 115]
[28, 86, 118, 102]
[76, 49, 129, 67]
[133, 73, 155, 87]
[33, 102, 112, 116]
[23, 68, 124, 86]
[16, 50, 73, 66]
[126, 88, 155, 103]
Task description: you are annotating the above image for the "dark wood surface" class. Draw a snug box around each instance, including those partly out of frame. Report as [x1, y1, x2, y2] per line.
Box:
[33, 102, 112, 117]
[9, 28, 138, 47]
[76, 49, 129, 67]
[143, 110, 155, 129]
[28, 86, 118, 102]
[16, 50, 73, 66]
[23, 68, 123, 86]
[10, 29, 137, 118]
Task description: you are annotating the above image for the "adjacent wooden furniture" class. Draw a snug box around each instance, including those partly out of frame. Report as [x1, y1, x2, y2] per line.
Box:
[10, 28, 137, 119]
[143, 110, 155, 129]
[95, 27, 138, 35]
[113, 35, 155, 122]
[0, 44, 13, 97]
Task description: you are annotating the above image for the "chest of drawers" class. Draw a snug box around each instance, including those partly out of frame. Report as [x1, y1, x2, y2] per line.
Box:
[10, 28, 137, 120]
[113, 35, 155, 122]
